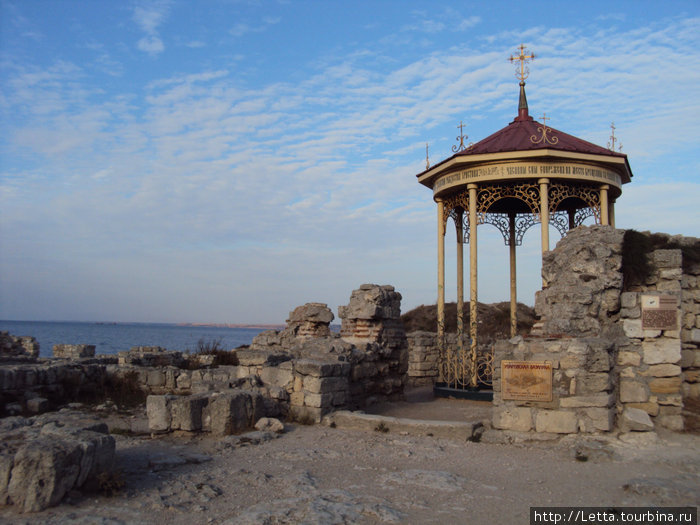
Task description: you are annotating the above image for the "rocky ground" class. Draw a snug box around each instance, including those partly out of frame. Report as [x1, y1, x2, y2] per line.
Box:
[1, 395, 698, 525]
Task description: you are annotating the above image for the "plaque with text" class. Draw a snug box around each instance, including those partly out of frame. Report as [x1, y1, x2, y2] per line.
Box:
[641, 294, 678, 331]
[501, 361, 553, 402]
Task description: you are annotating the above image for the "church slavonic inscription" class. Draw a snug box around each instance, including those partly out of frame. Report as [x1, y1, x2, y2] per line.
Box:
[641, 294, 678, 331]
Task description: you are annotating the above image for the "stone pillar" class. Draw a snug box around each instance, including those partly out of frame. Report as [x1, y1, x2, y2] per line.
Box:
[508, 212, 517, 338]
[456, 208, 465, 362]
[436, 199, 446, 382]
[567, 209, 576, 231]
[468, 183, 478, 387]
[538, 178, 550, 253]
[600, 184, 609, 226]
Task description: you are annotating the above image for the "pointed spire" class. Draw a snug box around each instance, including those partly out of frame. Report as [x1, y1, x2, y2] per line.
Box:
[509, 44, 535, 121]
[517, 81, 529, 121]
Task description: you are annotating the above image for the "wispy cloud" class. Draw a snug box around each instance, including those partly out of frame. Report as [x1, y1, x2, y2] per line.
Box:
[132, 0, 171, 57]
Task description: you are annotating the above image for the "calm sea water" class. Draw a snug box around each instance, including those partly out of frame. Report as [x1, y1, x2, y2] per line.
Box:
[0, 320, 270, 358]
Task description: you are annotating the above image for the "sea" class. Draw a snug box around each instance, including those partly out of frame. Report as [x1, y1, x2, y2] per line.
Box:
[0, 320, 274, 358]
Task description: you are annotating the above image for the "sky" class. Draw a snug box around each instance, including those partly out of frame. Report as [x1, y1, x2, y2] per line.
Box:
[1, 1, 699, 324]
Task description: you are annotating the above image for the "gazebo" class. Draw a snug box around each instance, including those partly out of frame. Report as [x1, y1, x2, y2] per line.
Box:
[415, 45, 633, 395]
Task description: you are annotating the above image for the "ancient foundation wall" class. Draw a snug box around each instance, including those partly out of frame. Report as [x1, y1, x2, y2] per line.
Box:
[493, 226, 699, 435]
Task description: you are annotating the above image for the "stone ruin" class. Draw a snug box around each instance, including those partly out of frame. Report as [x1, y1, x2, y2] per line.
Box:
[492, 225, 700, 435]
[0, 284, 408, 512]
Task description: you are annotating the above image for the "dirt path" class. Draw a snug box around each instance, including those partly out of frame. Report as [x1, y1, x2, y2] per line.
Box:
[1, 412, 698, 525]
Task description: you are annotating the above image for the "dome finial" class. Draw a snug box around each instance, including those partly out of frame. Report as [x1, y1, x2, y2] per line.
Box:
[509, 44, 535, 120]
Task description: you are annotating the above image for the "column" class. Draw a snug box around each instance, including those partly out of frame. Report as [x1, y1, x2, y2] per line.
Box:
[468, 184, 478, 388]
[600, 184, 609, 226]
[567, 208, 576, 231]
[508, 212, 517, 338]
[455, 208, 465, 386]
[436, 199, 446, 383]
[609, 199, 616, 228]
[538, 178, 550, 253]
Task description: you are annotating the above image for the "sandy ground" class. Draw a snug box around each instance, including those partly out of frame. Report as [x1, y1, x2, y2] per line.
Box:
[1, 391, 699, 525]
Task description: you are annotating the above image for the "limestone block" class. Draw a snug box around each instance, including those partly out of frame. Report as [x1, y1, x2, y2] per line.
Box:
[620, 408, 654, 432]
[255, 417, 285, 433]
[205, 391, 255, 437]
[290, 391, 304, 406]
[295, 359, 350, 378]
[303, 392, 334, 409]
[492, 406, 532, 431]
[641, 364, 681, 377]
[581, 407, 614, 432]
[680, 349, 697, 368]
[620, 292, 637, 309]
[147, 370, 166, 387]
[617, 351, 642, 367]
[623, 319, 643, 338]
[619, 380, 648, 403]
[259, 366, 294, 388]
[657, 415, 684, 431]
[576, 372, 612, 394]
[691, 329, 700, 344]
[52, 344, 96, 359]
[303, 376, 348, 394]
[684, 370, 700, 383]
[170, 394, 208, 431]
[534, 410, 578, 434]
[559, 393, 614, 408]
[649, 377, 681, 394]
[26, 397, 49, 414]
[176, 372, 192, 390]
[146, 395, 174, 433]
[642, 339, 681, 365]
[657, 395, 682, 406]
[626, 401, 659, 416]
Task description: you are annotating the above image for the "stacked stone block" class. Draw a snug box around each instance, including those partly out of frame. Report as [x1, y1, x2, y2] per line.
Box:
[0, 331, 39, 360]
[494, 226, 700, 435]
[53, 344, 96, 359]
[406, 331, 439, 386]
[492, 336, 615, 433]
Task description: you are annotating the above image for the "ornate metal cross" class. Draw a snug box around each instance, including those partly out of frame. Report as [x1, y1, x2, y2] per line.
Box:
[509, 44, 535, 82]
[452, 121, 469, 153]
[531, 112, 559, 145]
[607, 122, 622, 152]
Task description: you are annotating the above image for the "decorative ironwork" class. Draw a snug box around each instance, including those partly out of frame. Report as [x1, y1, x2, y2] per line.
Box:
[574, 206, 596, 227]
[513, 213, 540, 245]
[530, 112, 559, 145]
[548, 181, 601, 224]
[451, 121, 473, 153]
[509, 44, 535, 82]
[476, 345, 494, 387]
[607, 122, 622, 152]
[550, 210, 570, 238]
[442, 191, 470, 228]
[477, 182, 541, 215]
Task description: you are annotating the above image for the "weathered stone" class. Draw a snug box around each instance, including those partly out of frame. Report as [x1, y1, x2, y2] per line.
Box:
[649, 377, 681, 394]
[620, 408, 654, 432]
[623, 319, 643, 338]
[627, 401, 660, 416]
[146, 395, 174, 433]
[204, 391, 262, 437]
[642, 364, 681, 377]
[52, 344, 95, 359]
[534, 410, 578, 434]
[338, 284, 402, 321]
[254, 417, 285, 434]
[620, 380, 648, 403]
[657, 415, 684, 431]
[170, 394, 208, 431]
[559, 393, 614, 408]
[581, 407, 614, 432]
[617, 351, 641, 367]
[26, 397, 49, 414]
[492, 407, 532, 432]
[286, 303, 334, 338]
[642, 339, 681, 365]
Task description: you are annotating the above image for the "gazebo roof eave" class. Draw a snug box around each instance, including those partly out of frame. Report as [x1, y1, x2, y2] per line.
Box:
[416, 148, 633, 188]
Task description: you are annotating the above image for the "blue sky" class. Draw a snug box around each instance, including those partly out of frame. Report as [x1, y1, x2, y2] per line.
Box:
[1, 1, 699, 324]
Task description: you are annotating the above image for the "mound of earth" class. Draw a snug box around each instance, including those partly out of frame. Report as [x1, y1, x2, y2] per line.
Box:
[400, 302, 536, 343]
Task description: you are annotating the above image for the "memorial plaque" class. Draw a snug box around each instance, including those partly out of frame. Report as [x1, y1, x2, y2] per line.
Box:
[501, 361, 552, 402]
[641, 294, 678, 331]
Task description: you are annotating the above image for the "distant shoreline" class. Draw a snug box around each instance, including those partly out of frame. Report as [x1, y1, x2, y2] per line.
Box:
[176, 323, 285, 330]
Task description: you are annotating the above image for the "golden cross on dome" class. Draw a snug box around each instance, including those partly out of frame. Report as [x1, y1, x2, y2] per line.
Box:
[607, 122, 623, 152]
[509, 44, 535, 82]
[426, 143, 430, 170]
[452, 121, 469, 153]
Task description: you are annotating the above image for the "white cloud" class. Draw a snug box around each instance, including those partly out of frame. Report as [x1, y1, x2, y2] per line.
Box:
[132, 1, 171, 56]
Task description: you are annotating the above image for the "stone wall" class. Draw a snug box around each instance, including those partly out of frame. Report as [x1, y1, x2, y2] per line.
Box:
[493, 226, 700, 435]
[0, 331, 39, 359]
